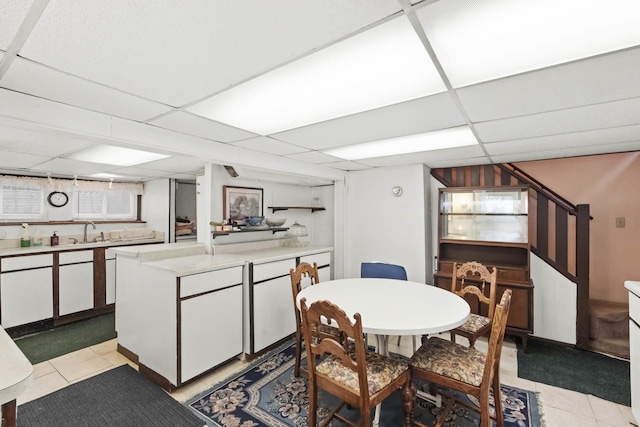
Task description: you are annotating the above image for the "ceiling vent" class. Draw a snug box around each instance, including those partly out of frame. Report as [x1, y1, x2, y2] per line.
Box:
[223, 165, 240, 177]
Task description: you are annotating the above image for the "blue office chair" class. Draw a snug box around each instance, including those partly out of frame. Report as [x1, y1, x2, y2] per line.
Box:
[360, 262, 416, 351]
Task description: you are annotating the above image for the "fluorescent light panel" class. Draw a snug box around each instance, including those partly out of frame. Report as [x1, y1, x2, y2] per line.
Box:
[187, 16, 446, 135]
[90, 173, 123, 178]
[324, 127, 477, 160]
[65, 144, 170, 166]
[416, 0, 640, 87]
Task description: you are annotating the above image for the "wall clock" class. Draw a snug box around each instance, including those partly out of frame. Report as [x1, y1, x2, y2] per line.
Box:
[47, 191, 69, 208]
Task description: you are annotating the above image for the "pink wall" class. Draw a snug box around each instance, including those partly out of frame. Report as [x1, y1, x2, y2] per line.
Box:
[516, 152, 640, 304]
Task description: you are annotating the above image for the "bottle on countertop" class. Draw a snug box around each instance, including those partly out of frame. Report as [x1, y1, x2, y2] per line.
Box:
[50, 231, 59, 246]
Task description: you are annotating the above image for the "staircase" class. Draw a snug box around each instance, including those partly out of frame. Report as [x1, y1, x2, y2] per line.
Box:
[589, 299, 630, 359]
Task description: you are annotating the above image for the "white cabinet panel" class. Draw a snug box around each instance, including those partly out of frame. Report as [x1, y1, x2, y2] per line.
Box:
[106, 258, 116, 305]
[1, 254, 52, 271]
[252, 259, 296, 282]
[180, 266, 242, 298]
[59, 262, 94, 316]
[180, 284, 243, 382]
[252, 275, 296, 353]
[1, 267, 53, 327]
[300, 252, 331, 267]
[59, 250, 93, 264]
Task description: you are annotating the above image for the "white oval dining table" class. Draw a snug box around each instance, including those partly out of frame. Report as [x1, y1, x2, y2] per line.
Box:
[296, 277, 470, 426]
[0, 326, 33, 427]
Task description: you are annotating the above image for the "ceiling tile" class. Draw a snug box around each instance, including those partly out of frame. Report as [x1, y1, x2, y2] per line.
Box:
[148, 111, 255, 143]
[356, 144, 487, 168]
[273, 92, 465, 150]
[0, 1, 33, 50]
[0, 119, 92, 156]
[137, 156, 205, 173]
[0, 88, 113, 136]
[323, 161, 372, 172]
[484, 124, 640, 156]
[30, 158, 120, 177]
[230, 136, 305, 156]
[475, 97, 640, 142]
[19, 1, 400, 106]
[1, 58, 173, 121]
[284, 151, 342, 164]
[457, 47, 640, 122]
[490, 140, 640, 163]
[108, 166, 174, 179]
[0, 149, 50, 169]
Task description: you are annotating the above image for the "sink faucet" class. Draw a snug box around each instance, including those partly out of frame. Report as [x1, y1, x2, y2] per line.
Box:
[83, 221, 96, 243]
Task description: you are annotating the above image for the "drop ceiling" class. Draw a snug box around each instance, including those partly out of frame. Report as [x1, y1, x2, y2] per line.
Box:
[0, 0, 639, 184]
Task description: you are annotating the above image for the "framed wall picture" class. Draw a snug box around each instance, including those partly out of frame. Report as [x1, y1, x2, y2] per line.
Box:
[223, 185, 263, 224]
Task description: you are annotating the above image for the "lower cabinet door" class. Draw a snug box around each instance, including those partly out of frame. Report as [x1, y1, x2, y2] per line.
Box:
[253, 275, 296, 353]
[59, 263, 94, 316]
[180, 284, 243, 383]
[0, 268, 53, 328]
[106, 258, 116, 305]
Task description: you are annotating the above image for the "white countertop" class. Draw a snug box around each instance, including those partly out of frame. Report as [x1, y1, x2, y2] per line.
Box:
[0, 237, 164, 257]
[107, 241, 206, 262]
[145, 253, 246, 275]
[0, 326, 33, 406]
[626, 280, 640, 298]
[232, 245, 333, 264]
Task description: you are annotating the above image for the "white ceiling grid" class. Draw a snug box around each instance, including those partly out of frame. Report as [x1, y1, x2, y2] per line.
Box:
[0, 0, 637, 184]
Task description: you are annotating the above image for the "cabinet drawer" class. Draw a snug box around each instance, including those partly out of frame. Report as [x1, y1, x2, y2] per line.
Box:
[59, 250, 94, 264]
[300, 252, 331, 267]
[180, 266, 243, 298]
[252, 258, 296, 283]
[1, 254, 53, 271]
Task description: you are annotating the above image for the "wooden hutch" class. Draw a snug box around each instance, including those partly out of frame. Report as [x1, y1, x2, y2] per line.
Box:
[434, 186, 534, 349]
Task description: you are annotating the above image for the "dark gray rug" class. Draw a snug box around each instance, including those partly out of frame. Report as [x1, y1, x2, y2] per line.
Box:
[18, 365, 204, 427]
[517, 339, 631, 406]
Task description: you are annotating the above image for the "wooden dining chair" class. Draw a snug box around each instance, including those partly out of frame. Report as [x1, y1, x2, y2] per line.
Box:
[299, 297, 413, 427]
[407, 289, 512, 427]
[289, 262, 342, 377]
[449, 261, 498, 348]
[360, 262, 416, 351]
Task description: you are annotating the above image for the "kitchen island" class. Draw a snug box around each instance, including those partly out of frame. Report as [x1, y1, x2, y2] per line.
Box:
[109, 241, 332, 390]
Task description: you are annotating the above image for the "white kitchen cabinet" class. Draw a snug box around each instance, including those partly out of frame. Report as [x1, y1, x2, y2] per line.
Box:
[180, 272, 243, 382]
[58, 250, 94, 316]
[0, 254, 53, 328]
[246, 258, 297, 354]
[300, 251, 332, 282]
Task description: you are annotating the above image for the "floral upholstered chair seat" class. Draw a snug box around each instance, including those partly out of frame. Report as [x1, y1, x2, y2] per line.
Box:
[456, 313, 491, 335]
[316, 349, 409, 394]
[411, 336, 485, 387]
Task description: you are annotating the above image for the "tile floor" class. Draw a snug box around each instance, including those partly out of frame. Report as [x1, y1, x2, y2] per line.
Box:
[16, 334, 637, 427]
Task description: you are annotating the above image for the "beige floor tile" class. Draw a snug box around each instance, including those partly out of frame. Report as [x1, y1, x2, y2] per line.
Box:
[537, 382, 595, 418]
[17, 371, 68, 404]
[101, 349, 133, 368]
[49, 348, 113, 382]
[543, 405, 600, 427]
[31, 361, 56, 378]
[588, 395, 631, 427]
[89, 338, 118, 355]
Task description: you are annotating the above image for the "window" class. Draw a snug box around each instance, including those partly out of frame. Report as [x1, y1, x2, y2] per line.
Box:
[0, 182, 45, 220]
[73, 190, 136, 219]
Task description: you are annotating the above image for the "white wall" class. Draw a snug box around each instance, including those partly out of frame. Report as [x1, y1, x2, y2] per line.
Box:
[531, 253, 577, 344]
[141, 179, 171, 242]
[344, 164, 430, 283]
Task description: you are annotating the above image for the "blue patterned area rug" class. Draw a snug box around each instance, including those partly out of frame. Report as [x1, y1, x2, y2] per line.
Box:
[187, 341, 543, 427]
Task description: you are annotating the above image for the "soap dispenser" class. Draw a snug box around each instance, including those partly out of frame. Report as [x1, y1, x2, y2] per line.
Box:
[50, 231, 59, 246]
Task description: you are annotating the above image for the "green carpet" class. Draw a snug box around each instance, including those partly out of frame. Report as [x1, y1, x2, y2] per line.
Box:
[517, 339, 630, 406]
[14, 313, 116, 364]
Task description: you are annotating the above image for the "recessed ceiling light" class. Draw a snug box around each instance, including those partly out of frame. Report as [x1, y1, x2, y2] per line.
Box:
[417, 0, 640, 87]
[323, 127, 477, 160]
[90, 173, 124, 179]
[186, 15, 446, 135]
[64, 144, 170, 166]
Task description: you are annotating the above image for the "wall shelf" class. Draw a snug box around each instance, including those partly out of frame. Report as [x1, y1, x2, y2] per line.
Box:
[268, 206, 326, 213]
[211, 227, 288, 240]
